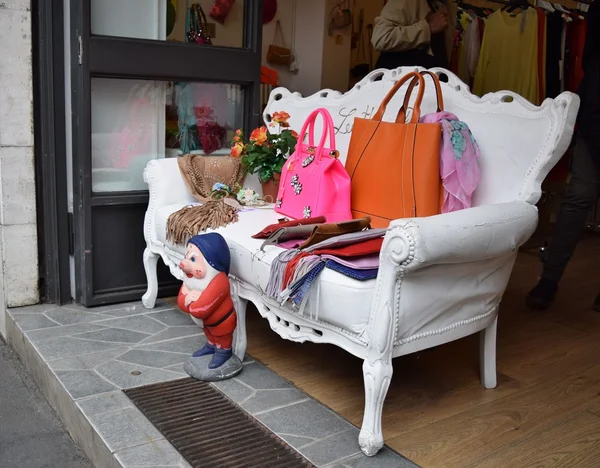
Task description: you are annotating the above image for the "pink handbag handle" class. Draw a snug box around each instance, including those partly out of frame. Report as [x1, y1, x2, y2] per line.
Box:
[297, 108, 336, 160]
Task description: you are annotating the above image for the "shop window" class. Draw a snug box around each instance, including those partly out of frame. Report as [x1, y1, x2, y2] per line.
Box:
[91, 78, 243, 192]
[90, 0, 245, 48]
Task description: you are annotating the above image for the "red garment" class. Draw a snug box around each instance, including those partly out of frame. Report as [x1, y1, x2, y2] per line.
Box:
[567, 19, 587, 92]
[178, 272, 237, 349]
[312, 237, 384, 257]
[535, 8, 546, 104]
[450, 29, 460, 75]
[283, 252, 311, 289]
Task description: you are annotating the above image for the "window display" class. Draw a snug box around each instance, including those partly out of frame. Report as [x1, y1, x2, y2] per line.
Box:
[91, 78, 243, 192]
[90, 0, 246, 48]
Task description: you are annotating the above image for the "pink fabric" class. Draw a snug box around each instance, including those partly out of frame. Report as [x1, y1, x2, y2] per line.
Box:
[275, 108, 352, 221]
[420, 111, 481, 213]
[110, 98, 154, 169]
[278, 239, 306, 249]
[321, 253, 379, 270]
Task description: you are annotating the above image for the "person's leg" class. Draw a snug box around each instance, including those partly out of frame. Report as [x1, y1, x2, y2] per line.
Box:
[527, 135, 600, 309]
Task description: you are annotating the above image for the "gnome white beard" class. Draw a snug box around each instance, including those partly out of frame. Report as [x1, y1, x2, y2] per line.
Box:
[182, 264, 220, 328]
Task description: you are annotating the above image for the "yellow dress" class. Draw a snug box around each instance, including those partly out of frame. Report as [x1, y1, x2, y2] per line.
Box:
[473, 8, 539, 104]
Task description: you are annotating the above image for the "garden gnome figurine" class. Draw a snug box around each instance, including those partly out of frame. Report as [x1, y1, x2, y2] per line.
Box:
[177, 233, 243, 381]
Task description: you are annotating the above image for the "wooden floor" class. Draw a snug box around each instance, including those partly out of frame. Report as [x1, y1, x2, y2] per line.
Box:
[243, 233, 600, 467]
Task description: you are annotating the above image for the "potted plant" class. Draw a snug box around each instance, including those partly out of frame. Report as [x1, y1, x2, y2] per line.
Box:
[230, 111, 298, 200]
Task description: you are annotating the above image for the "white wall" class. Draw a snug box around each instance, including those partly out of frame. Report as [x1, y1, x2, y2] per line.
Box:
[0, 0, 38, 337]
[261, 0, 298, 91]
[321, 0, 352, 93]
[262, 0, 351, 96]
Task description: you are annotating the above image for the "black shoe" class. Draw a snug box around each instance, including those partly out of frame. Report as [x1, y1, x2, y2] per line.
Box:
[593, 293, 600, 312]
[526, 278, 558, 310]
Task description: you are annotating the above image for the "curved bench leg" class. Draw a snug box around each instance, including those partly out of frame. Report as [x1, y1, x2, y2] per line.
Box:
[142, 248, 159, 309]
[480, 314, 498, 389]
[231, 280, 248, 362]
[359, 356, 393, 456]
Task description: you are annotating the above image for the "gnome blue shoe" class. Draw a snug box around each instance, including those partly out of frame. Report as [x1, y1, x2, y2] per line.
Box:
[208, 347, 233, 369]
[192, 342, 216, 358]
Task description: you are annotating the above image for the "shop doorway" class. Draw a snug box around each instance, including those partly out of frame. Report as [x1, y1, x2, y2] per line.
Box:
[68, 0, 263, 306]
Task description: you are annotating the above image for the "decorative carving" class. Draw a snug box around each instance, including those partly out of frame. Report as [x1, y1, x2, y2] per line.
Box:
[142, 68, 577, 456]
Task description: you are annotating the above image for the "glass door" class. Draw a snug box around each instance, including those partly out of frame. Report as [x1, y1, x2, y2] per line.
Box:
[69, 0, 262, 306]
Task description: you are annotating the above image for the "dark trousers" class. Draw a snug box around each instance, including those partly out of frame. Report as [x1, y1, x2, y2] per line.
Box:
[542, 134, 600, 283]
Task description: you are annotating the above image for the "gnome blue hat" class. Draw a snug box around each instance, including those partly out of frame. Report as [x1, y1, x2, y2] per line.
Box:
[187, 233, 231, 276]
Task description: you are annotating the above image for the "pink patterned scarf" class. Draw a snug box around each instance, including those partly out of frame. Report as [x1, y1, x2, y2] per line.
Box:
[420, 111, 481, 213]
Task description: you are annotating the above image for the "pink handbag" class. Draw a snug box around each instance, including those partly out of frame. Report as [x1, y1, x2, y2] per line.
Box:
[275, 108, 352, 222]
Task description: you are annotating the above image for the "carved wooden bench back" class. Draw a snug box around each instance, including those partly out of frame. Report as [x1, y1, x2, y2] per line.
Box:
[264, 68, 578, 207]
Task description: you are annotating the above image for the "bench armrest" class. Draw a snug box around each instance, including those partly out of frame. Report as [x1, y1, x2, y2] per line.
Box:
[144, 158, 196, 209]
[364, 201, 537, 356]
[388, 201, 538, 272]
[143, 158, 196, 245]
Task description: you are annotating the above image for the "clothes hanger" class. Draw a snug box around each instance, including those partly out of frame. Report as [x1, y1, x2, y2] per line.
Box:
[502, 0, 530, 13]
[537, 0, 556, 12]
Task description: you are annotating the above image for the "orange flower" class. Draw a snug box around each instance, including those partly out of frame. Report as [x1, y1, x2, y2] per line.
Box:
[233, 135, 241, 142]
[235, 129, 242, 136]
[249, 126, 268, 146]
[291, 130, 299, 139]
[230, 142, 244, 158]
[272, 111, 291, 127]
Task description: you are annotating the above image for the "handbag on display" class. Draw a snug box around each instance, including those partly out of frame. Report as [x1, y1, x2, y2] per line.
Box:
[209, 0, 235, 24]
[275, 108, 352, 222]
[345, 71, 443, 228]
[186, 3, 212, 45]
[267, 20, 292, 66]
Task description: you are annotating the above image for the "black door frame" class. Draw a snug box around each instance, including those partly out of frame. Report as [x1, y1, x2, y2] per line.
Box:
[70, 0, 263, 306]
[32, 0, 72, 305]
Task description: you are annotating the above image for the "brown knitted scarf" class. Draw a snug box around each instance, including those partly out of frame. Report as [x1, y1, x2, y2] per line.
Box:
[166, 154, 245, 244]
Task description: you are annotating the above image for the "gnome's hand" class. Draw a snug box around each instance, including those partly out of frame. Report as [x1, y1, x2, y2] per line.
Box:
[185, 290, 201, 307]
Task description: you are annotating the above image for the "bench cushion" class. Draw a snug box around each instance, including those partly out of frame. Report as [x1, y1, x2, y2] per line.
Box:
[156, 205, 375, 336]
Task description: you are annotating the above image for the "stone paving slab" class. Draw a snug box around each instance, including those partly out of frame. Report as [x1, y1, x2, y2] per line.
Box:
[6, 300, 418, 468]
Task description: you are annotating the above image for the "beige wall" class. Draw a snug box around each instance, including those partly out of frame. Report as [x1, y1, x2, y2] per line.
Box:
[0, 0, 39, 337]
[349, 0, 384, 87]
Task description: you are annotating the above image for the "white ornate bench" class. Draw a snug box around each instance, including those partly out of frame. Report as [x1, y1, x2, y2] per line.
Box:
[141, 67, 578, 456]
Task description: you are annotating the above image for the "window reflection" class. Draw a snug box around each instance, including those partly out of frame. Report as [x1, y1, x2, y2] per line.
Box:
[91, 0, 245, 48]
[91, 78, 243, 193]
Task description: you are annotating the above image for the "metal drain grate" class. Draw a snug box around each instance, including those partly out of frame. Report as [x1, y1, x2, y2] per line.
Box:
[124, 378, 316, 468]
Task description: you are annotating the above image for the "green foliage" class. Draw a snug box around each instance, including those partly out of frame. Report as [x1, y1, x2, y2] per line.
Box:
[235, 127, 298, 183]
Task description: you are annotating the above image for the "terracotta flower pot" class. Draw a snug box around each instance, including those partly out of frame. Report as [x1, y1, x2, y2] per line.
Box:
[261, 173, 281, 202]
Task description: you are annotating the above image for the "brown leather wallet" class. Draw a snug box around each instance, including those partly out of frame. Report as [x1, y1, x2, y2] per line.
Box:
[259, 224, 322, 251]
[251, 216, 326, 239]
[298, 217, 371, 250]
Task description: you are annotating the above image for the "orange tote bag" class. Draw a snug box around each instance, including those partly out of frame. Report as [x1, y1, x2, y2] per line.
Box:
[345, 71, 443, 228]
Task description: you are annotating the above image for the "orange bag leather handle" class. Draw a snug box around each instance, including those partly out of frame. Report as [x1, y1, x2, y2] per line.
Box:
[396, 71, 444, 123]
[371, 71, 425, 124]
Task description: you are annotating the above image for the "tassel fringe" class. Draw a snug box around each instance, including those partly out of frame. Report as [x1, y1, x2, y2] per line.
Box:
[166, 200, 239, 245]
